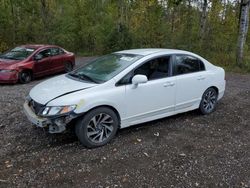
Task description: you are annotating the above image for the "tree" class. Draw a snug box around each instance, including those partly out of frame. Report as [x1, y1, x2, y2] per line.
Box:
[199, 0, 208, 41]
[236, 0, 250, 67]
[0, 0, 248, 70]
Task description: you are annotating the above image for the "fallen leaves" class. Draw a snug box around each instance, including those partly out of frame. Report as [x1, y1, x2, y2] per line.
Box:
[154, 132, 160, 137]
[5, 160, 13, 168]
[179, 153, 186, 157]
[136, 138, 142, 142]
[143, 152, 149, 157]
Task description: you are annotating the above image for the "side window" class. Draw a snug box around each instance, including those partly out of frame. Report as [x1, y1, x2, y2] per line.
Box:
[200, 60, 205, 71]
[174, 55, 205, 75]
[117, 71, 134, 85]
[59, 48, 65, 55]
[37, 49, 51, 59]
[117, 56, 170, 86]
[51, 48, 60, 56]
[134, 56, 170, 80]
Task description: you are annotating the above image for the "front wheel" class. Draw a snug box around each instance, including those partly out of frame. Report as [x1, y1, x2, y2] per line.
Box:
[199, 87, 218, 115]
[75, 107, 119, 148]
[19, 71, 32, 84]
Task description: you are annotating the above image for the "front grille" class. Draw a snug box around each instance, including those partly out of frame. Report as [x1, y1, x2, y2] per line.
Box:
[29, 100, 45, 115]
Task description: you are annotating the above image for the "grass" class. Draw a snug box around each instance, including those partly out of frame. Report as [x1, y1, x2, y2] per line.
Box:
[204, 52, 250, 74]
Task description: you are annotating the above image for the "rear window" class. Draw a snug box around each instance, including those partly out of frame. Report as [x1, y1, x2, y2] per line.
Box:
[174, 55, 205, 75]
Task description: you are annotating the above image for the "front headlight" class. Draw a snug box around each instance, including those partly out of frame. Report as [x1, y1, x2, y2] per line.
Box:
[41, 105, 76, 116]
[0, 69, 16, 73]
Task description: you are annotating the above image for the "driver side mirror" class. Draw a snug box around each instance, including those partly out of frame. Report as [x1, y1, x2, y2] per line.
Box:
[34, 54, 43, 61]
[132, 74, 148, 88]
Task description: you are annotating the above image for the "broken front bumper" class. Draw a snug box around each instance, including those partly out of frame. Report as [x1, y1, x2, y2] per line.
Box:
[23, 101, 50, 127]
[23, 101, 78, 133]
[0, 70, 19, 83]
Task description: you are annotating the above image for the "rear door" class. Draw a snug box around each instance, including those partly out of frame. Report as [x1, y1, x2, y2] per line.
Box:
[173, 54, 208, 111]
[50, 47, 66, 73]
[33, 48, 52, 77]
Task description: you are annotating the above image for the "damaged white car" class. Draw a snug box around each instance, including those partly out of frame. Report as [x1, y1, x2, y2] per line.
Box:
[24, 49, 225, 148]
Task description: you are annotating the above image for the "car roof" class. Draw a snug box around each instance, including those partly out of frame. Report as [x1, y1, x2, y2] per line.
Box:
[116, 48, 196, 56]
[20, 44, 60, 50]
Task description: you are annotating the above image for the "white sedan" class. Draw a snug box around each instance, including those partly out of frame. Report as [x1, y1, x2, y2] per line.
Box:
[23, 49, 225, 148]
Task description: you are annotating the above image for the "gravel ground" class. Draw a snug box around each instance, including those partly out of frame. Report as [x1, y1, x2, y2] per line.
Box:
[0, 57, 250, 188]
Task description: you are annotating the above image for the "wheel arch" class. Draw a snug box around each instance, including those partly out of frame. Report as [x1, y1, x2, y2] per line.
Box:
[65, 60, 73, 64]
[207, 86, 219, 95]
[78, 105, 121, 127]
[19, 68, 34, 78]
[20, 68, 33, 74]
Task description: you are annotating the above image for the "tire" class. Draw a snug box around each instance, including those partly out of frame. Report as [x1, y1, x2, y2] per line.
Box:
[199, 87, 218, 115]
[75, 107, 119, 148]
[19, 71, 32, 84]
[64, 61, 73, 72]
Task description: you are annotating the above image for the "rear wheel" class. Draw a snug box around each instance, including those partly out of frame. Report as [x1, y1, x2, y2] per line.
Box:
[75, 107, 119, 148]
[19, 71, 32, 84]
[64, 61, 73, 72]
[199, 87, 218, 115]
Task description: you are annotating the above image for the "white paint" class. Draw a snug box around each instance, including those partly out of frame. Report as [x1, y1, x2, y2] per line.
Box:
[27, 49, 226, 129]
[29, 74, 97, 104]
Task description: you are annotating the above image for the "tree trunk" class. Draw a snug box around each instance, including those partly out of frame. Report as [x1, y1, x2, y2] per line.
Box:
[187, 0, 193, 50]
[171, 7, 175, 33]
[199, 0, 208, 40]
[9, 0, 16, 45]
[40, 0, 49, 42]
[236, 0, 250, 67]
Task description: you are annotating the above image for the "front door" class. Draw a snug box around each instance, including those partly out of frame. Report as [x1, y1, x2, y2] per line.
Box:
[33, 48, 52, 77]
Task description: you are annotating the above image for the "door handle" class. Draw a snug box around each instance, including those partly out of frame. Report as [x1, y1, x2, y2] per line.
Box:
[164, 82, 175, 87]
[197, 76, 205, 80]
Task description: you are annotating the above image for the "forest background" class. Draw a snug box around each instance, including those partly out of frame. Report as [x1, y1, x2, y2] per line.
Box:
[0, 0, 249, 72]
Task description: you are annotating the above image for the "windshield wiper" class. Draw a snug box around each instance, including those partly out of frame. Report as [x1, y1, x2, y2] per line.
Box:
[79, 74, 99, 83]
[68, 73, 98, 83]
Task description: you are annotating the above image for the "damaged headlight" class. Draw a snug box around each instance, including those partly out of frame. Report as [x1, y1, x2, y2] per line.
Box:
[41, 105, 76, 116]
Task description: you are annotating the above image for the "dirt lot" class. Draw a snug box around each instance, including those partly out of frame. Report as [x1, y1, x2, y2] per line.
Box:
[0, 58, 250, 188]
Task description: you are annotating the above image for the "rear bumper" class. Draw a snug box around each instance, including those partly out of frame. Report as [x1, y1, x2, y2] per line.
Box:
[218, 80, 226, 100]
[218, 90, 225, 100]
[0, 71, 19, 83]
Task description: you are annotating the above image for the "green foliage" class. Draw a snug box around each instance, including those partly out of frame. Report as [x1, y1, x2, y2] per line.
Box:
[105, 24, 132, 52]
[0, 0, 248, 71]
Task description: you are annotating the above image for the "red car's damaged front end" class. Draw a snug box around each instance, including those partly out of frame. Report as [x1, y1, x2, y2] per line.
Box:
[0, 59, 26, 83]
[0, 45, 75, 84]
[0, 70, 19, 83]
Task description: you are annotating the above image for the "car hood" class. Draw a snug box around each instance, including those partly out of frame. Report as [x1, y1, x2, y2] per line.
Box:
[0, 58, 21, 69]
[29, 74, 97, 105]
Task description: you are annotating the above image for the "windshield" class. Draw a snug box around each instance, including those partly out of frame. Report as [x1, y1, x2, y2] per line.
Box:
[0, 47, 35, 60]
[68, 53, 142, 83]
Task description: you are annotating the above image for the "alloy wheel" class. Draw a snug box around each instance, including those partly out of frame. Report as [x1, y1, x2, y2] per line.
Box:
[20, 72, 31, 83]
[86, 113, 114, 144]
[202, 89, 217, 113]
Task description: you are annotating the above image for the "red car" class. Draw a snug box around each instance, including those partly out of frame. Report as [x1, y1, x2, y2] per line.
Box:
[0, 44, 75, 84]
